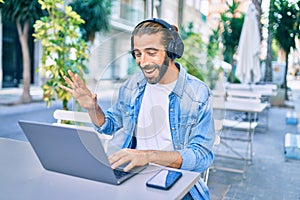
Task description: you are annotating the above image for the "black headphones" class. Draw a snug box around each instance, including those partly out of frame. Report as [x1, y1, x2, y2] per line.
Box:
[131, 18, 184, 60]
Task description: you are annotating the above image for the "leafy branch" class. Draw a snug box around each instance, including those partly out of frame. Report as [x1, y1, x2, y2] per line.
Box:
[33, 0, 89, 110]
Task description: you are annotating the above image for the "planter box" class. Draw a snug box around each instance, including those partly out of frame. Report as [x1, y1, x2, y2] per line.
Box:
[286, 111, 298, 125]
[284, 133, 300, 160]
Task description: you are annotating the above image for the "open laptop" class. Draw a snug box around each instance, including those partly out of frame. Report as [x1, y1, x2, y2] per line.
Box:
[18, 120, 146, 185]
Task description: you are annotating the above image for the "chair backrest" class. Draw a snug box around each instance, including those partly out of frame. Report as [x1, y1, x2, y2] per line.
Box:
[53, 109, 93, 125]
[214, 119, 223, 146]
[202, 118, 223, 185]
[53, 110, 112, 152]
[226, 90, 262, 104]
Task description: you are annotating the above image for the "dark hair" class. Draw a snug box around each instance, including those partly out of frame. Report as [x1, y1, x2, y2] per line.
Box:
[131, 18, 184, 60]
[131, 21, 174, 51]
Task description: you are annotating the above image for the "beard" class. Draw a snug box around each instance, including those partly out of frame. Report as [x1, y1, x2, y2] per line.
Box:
[139, 56, 170, 84]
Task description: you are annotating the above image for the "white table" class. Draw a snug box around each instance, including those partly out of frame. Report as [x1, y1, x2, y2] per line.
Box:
[0, 138, 200, 200]
[213, 100, 267, 113]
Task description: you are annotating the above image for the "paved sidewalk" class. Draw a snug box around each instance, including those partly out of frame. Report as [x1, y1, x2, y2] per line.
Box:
[0, 86, 43, 105]
[208, 107, 300, 200]
[0, 79, 122, 108]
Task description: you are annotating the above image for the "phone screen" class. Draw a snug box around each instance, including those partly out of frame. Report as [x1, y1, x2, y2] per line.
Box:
[146, 169, 182, 190]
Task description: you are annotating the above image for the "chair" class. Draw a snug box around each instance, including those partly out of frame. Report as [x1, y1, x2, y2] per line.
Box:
[53, 109, 112, 152]
[202, 119, 223, 185]
[211, 91, 265, 177]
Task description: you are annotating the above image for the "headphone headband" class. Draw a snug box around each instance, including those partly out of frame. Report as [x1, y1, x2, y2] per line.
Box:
[134, 18, 174, 32]
[131, 18, 184, 60]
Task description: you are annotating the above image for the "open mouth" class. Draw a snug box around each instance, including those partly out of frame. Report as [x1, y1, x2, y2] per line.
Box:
[143, 67, 156, 74]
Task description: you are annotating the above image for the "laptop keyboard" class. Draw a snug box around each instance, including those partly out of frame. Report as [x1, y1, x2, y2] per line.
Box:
[113, 169, 130, 179]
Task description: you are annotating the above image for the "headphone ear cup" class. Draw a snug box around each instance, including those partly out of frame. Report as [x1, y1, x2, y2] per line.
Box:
[130, 36, 136, 59]
[166, 41, 176, 60]
[166, 33, 184, 59]
[174, 36, 184, 59]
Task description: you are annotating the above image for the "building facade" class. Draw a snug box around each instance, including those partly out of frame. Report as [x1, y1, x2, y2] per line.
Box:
[0, 0, 209, 89]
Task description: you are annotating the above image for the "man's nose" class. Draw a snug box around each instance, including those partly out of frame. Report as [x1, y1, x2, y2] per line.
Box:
[138, 53, 149, 67]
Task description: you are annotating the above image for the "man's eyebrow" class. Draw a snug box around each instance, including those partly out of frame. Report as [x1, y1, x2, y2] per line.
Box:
[144, 48, 159, 51]
[133, 48, 160, 52]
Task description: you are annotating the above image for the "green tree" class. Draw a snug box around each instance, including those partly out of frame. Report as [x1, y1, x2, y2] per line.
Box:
[273, 0, 299, 99]
[33, 0, 89, 110]
[206, 27, 222, 89]
[220, 1, 245, 65]
[180, 23, 222, 89]
[252, 0, 263, 39]
[0, 0, 45, 103]
[179, 23, 205, 82]
[69, 0, 112, 43]
[297, 1, 300, 38]
[265, 0, 275, 82]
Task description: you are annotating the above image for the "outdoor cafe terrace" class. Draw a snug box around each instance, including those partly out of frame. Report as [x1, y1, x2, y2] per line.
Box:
[0, 78, 300, 199]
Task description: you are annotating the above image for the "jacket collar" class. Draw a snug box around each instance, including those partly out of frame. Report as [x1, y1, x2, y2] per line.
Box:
[172, 62, 186, 98]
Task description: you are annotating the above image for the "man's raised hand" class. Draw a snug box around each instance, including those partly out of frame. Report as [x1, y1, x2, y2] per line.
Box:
[60, 70, 97, 111]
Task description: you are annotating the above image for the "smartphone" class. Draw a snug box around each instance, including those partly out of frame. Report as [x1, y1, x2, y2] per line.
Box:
[146, 169, 182, 190]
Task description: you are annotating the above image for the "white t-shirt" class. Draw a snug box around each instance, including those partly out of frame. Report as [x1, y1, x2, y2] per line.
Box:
[136, 81, 177, 151]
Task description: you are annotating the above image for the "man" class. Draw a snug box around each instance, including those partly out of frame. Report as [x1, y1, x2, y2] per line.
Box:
[62, 18, 215, 200]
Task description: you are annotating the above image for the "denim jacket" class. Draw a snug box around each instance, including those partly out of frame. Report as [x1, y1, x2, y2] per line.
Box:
[95, 63, 215, 199]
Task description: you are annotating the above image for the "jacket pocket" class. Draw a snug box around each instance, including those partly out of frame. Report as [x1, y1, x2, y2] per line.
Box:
[178, 115, 196, 146]
[119, 101, 134, 130]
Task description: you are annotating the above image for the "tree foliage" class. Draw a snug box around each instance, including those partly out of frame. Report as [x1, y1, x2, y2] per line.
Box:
[33, 0, 89, 110]
[179, 23, 222, 89]
[273, 0, 298, 57]
[220, 1, 244, 65]
[179, 23, 205, 82]
[206, 27, 222, 89]
[0, 0, 46, 103]
[69, 0, 112, 43]
[265, 0, 275, 82]
[0, 0, 44, 27]
[272, 0, 299, 99]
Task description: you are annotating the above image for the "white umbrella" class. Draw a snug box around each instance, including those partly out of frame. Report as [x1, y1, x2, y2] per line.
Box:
[235, 3, 261, 84]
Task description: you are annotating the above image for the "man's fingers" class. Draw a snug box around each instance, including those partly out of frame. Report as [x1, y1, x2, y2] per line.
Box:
[109, 150, 128, 165]
[108, 152, 121, 165]
[123, 162, 135, 172]
[75, 74, 86, 88]
[67, 70, 79, 87]
[110, 156, 130, 170]
[68, 70, 75, 80]
[108, 149, 143, 172]
[63, 76, 75, 89]
[60, 85, 73, 94]
[66, 70, 87, 89]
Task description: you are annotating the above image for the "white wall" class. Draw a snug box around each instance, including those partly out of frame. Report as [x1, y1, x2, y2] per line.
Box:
[87, 29, 132, 81]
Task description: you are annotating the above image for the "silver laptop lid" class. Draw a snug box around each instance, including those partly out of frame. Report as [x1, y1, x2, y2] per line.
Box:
[18, 120, 138, 185]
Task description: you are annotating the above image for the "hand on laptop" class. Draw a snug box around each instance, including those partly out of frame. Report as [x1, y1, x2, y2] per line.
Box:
[109, 149, 149, 172]
[109, 148, 182, 172]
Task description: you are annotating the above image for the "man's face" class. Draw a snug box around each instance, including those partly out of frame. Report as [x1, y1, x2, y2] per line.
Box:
[132, 33, 170, 84]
